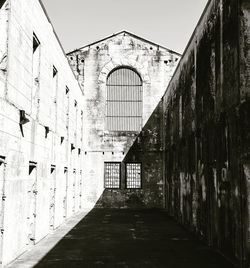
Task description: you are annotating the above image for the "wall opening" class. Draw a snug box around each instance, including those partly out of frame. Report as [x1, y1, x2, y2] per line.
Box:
[125, 163, 142, 189]
[104, 162, 121, 189]
[106, 67, 142, 132]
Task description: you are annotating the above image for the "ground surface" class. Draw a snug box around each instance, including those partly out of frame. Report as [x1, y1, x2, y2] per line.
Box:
[32, 209, 235, 268]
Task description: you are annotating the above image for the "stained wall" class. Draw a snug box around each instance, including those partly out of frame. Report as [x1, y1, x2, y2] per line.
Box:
[67, 32, 180, 208]
[143, 0, 250, 266]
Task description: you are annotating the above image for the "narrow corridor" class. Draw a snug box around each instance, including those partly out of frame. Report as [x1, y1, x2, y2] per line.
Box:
[32, 209, 235, 268]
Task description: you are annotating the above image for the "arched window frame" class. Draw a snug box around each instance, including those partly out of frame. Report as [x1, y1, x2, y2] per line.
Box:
[106, 66, 143, 132]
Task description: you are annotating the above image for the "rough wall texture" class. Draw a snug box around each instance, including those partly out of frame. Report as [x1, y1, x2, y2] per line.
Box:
[1, 0, 249, 266]
[96, 103, 164, 208]
[0, 0, 86, 265]
[136, 0, 250, 266]
[67, 32, 180, 209]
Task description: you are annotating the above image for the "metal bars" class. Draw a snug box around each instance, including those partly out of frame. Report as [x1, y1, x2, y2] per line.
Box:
[104, 162, 121, 189]
[126, 163, 141, 189]
[106, 67, 142, 131]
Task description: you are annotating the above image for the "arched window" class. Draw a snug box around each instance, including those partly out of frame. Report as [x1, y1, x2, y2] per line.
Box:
[106, 67, 142, 131]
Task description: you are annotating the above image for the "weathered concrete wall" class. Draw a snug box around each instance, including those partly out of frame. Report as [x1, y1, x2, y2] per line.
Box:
[96, 103, 164, 208]
[148, 0, 250, 266]
[0, 0, 86, 265]
[67, 32, 180, 209]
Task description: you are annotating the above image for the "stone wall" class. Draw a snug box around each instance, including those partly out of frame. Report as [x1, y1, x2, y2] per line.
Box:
[96, 103, 164, 208]
[0, 0, 85, 265]
[146, 0, 250, 266]
[67, 32, 180, 209]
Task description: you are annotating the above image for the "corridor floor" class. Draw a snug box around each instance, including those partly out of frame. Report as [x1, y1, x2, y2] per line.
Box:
[31, 209, 235, 268]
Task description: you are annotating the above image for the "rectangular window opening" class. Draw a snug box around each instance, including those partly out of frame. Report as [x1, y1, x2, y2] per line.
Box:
[51, 164, 56, 174]
[33, 33, 40, 53]
[126, 163, 141, 189]
[104, 162, 121, 189]
[53, 66, 58, 77]
[29, 161, 37, 175]
[0, 155, 6, 166]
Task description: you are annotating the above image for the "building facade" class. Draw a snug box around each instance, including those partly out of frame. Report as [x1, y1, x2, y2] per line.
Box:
[67, 32, 180, 208]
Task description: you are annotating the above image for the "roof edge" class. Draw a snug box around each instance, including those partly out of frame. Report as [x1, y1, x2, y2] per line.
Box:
[67, 30, 182, 56]
[38, 0, 84, 94]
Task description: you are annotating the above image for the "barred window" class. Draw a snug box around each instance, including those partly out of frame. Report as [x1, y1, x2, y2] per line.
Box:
[106, 67, 142, 132]
[104, 162, 121, 189]
[126, 163, 142, 189]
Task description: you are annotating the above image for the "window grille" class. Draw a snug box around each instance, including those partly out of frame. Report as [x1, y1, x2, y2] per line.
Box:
[126, 163, 142, 189]
[104, 162, 121, 189]
[106, 67, 142, 131]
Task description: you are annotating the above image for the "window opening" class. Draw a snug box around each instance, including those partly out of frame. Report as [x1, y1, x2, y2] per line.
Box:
[126, 163, 142, 189]
[104, 162, 121, 189]
[106, 67, 142, 131]
[33, 33, 40, 53]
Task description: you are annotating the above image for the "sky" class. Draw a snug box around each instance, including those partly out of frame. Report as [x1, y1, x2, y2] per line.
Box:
[42, 0, 208, 55]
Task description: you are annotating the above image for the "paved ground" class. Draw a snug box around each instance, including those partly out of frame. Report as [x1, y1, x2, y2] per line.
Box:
[25, 209, 235, 268]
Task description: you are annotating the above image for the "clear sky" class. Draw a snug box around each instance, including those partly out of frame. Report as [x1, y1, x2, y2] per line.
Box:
[42, 0, 208, 54]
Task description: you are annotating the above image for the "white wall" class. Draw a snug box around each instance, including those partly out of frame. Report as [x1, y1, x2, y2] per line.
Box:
[0, 0, 86, 265]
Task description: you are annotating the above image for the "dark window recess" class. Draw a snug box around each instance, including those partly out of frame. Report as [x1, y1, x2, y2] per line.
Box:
[19, 110, 30, 137]
[78, 148, 81, 155]
[33, 33, 40, 53]
[29, 161, 37, 175]
[60, 136, 64, 144]
[126, 163, 141, 189]
[104, 162, 121, 189]
[71, 143, 75, 151]
[45, 126, 49, 138]
[64, 167, 68, 173]
[66, 86, 69, 95]
[20, 110, 29, 125]
[53, 66, 58, 77]
[0, 156, 6, 166]
[51, 164, 56, 174]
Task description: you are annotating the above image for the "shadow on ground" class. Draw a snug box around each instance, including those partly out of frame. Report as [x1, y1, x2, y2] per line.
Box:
[34, 208, 236, 268]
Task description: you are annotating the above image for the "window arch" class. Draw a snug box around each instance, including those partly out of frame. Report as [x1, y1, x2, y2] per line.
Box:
[106, 67, 143, 131]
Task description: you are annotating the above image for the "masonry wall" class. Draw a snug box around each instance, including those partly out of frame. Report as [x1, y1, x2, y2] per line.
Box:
[67, 33, 180, 208]
[146, 0, 250, 266]
[0, 0, 85, 265]
[96, 103, 164, 208]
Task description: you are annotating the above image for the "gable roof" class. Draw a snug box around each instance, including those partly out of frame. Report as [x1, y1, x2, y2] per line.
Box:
[67, 30, 182, 56]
